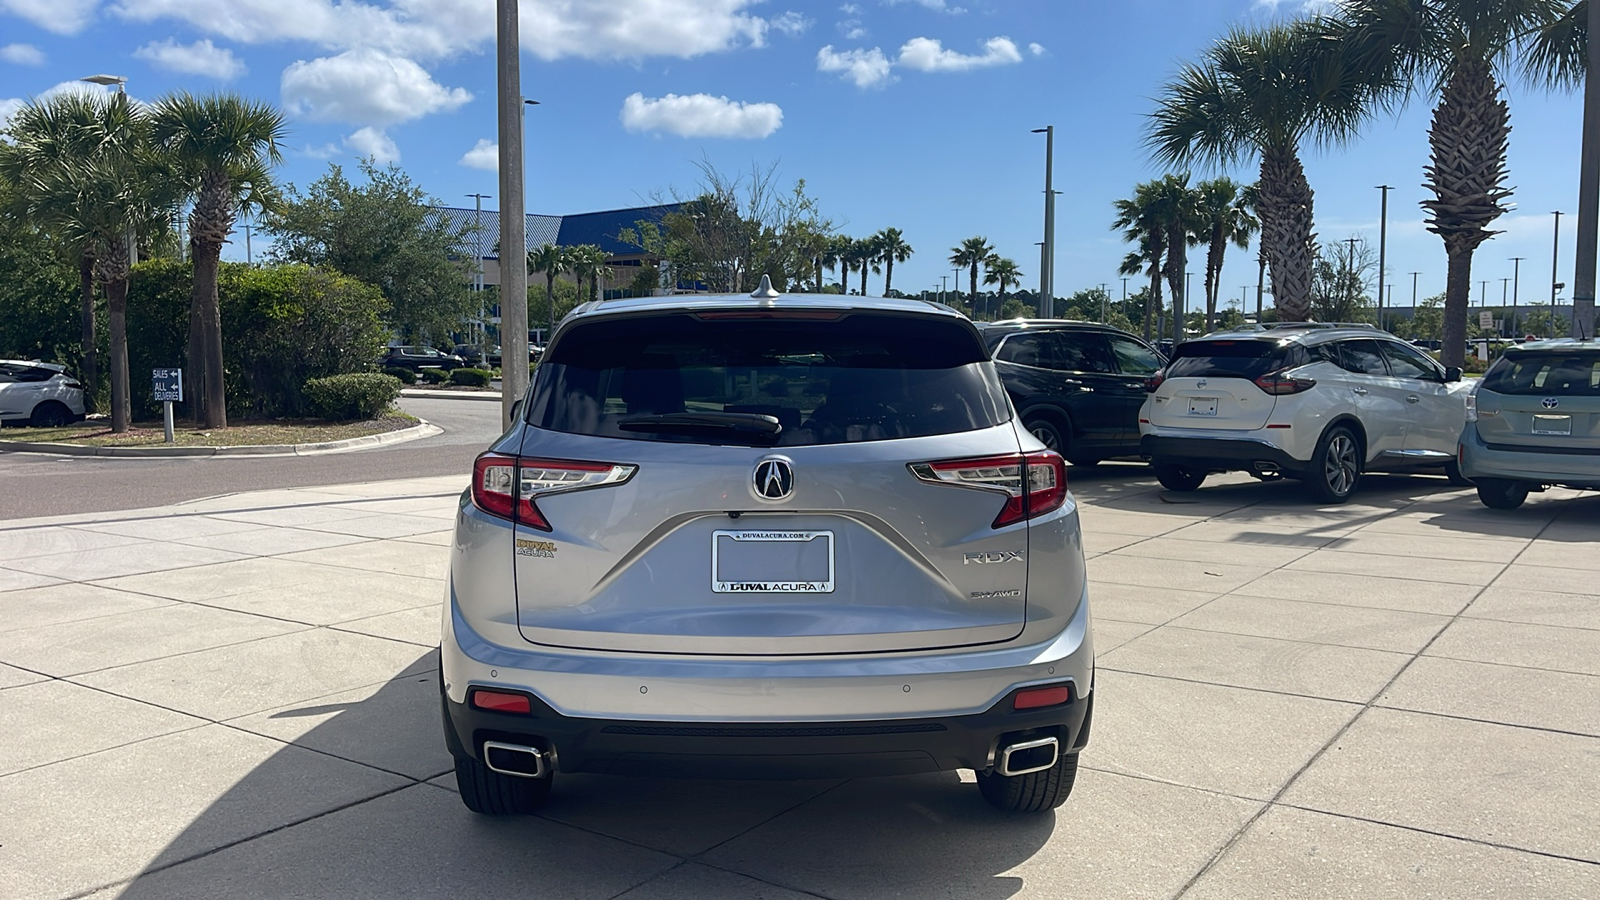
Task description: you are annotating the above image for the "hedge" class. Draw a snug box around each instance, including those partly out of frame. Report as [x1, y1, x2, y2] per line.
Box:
[304, 373, 403, 421]
[382, 366, 418, 385]
[419, 367, 448, 384]
[450, 367, 492, 387]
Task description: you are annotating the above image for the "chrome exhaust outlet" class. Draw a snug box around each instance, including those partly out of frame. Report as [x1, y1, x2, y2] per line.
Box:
[1253, 462, 1280, 477]
[482, 741, 550, 779]
[997, 736, 1059, 777]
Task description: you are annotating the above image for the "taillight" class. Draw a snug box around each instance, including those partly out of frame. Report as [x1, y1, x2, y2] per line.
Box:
[63, 381, 83, 390]
[1145, 371, 1166, 393]
[1464, 388, 1478, 423]
[471, 452, 636, 530]
[909, 451, 1067, 529]
[1253, 369, 1317, 395]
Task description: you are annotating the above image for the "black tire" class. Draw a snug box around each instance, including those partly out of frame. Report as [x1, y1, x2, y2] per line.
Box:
[453, 752, 551, 815]
[1476, 478, 1530, 510]
[1444, 460, 1474, 486]
[977, 751, 1079, 813]
[1023, 414, 1068, 454]
[1154, 464, 1206, 492]
[29, 401, 72, 428]
[1306, 425, 1362, 504]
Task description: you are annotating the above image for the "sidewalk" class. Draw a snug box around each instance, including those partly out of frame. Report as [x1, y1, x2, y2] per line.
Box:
[1, 472, 1596, 899]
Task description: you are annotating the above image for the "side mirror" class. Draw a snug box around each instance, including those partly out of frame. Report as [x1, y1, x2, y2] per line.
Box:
[1444, 366, 1463, 383]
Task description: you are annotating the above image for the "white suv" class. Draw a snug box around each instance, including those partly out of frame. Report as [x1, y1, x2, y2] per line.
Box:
[0, 360, 86, 427]
[1139, 324, 1471, 502]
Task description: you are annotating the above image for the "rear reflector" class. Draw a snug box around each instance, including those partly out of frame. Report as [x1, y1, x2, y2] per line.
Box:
[471, 690, 532, 714]
[1013, 685, 1071, 710]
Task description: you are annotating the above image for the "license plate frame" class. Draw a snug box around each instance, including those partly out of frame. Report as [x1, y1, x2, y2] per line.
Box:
[711, 530, 835, 594]
[1531, 415, 1573, 436]
[1188, 397, 1219, 417]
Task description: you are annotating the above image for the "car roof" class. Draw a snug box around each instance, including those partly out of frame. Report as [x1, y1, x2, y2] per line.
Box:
[974, 318, 1136, 336]
[1505, 337, 1600, 354]
[565, 292, 966, 322]
[0, 359, 65, 371]
[1191, 323, 1391, 345]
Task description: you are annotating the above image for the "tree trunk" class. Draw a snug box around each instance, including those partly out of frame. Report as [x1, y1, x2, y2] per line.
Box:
[840, 260, 848, 294]
[1258, 145, 1316, 322]
[192, 244, 228, 428]
[78, 252, 98, 412]
[1441, 245, 1473, 369]
[187, 253, 206, 424]
[100, 242, 132, 434]
[859, 263, 868, 297]
[1165, 224, 1187, 345]
[1255, 251, 1266, 321]
[970, 263, 980, 317]
[547, 274, 556, 337]
[1144, 266, 1161, 340]
[1205, 229, 1225, 332]
[884, 258, 894, 297]
[815, 256, 823, 292]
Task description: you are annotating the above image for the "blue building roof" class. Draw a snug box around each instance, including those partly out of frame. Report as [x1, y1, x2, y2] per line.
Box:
[432, 203, 679, 260]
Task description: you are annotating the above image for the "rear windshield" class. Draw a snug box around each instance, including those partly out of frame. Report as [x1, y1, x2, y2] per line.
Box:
[1165, 339, 1305, 379]
[526, 312, 1010, 446]
[1481, 352, 1600, 396]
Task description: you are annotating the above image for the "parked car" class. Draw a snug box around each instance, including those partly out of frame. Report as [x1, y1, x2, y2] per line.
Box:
[454, 344, 502, 367]
[1460, 339, 1600, 509]
[442, 281, 1094, 816]
[0, 361, 86, 427]
[976, 320, 1166, 465]
[379, 346, 465, 371]
[1139, 323, 1471, 502]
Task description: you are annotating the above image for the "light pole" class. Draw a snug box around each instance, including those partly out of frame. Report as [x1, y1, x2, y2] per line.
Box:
[1501, 277, 1511, 335]
[1032, 127, 1055, 317]
[496, 0, 529, 427]
[1551, 211, 1564, 309]
[1376, 185, 1391, 332]
[1410, 272, 1421, 308]
[1509, 256, 1526, 338]
[940, 275, 948, 306]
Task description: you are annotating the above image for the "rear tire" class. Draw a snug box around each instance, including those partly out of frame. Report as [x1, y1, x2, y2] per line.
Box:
[1024, 414, 1068, 454]
[1154, 464, 1206, 492]
[1476, 478, 1530, 510]
[977, 752, 1079, 813]
[453, 752, 551, 815]
[29, 401, 72, 428]
[1306, 425, 1362, 504]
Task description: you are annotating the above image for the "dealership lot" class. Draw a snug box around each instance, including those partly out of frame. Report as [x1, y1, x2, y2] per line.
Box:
[1, 468, 1596, 899]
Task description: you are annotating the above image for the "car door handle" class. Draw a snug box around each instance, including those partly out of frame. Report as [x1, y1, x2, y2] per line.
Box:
[1407, 395, 1420, 403]
[1351, 387, 1369, 395]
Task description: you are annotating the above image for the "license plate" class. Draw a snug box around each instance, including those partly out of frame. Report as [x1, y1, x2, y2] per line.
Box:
[1188, 398, 1218, 416]
[712, 530, 834, 593]
[1532, 415, 1572, 436]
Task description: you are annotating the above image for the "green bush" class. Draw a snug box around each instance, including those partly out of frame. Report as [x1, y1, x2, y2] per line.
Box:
[419, 367, 448, 384]
[303, 373, 402, 421]
[450, 367, 492, 387]
[382, 366, 417, 385]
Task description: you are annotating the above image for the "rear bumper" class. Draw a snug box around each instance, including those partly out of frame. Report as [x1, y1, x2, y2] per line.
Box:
[1459, 428, 1600, 489]
[1140, 434, 1306, 477]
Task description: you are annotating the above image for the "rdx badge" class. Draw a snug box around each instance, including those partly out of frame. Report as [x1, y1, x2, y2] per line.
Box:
[964, 550, 1024, 565]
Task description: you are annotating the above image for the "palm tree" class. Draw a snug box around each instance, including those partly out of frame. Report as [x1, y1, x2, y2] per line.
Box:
[983, 256, 1023, 312]
[873, 227, 913, 296]
[1149, 20, 1392, 324]
[1113, 182, 1169, 339]
[843, 237, 878, 296]
[571, 245, 612, 303]
[1195, 177, 1259, 332]
[821, 235, 848, 293]
[528, 243, 571, 337]
[1147, 174, 1203, 342]
[949, 236, 993, 315]
[149, 93, 287, 428]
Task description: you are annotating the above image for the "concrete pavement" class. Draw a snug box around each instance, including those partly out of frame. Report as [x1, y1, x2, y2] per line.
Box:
[1, 468, 1597, 898]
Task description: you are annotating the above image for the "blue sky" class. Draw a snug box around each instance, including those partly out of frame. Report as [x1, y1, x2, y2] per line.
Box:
[0, 0, 1587, 311]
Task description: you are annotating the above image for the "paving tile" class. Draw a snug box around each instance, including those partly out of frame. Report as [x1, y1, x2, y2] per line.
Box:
[1185, 804, 1600, 900]
[1091, 618, 1154, 654]
[1080, 531, 1147, 556]
[1110, 536, 1313, 569]
[1283, 707, 1600, 863]
[3, 542, 250, 582]
[1090, 670, 1358, 800]
[1424, 617, 1600, 677]
[0, 581, 173, 633]
[227, 671, 452, 780]
[0, 526, 146, 561]
[1489, 563, 1600, 597]
[1488, 539, 1597, 571]
[1089, 583, 1220, 625]
[1230, 569, 1476, 616]
[1172, 595, 1451, 654]
[189, 569, 440, 627]
[393, 529, 454, 547]
[100, 783, 677, 900]
[702, 768, 1261, 900]
[1284, 549, 1505, 586]
[1337, 530, 1531, 564]
[71, 630, 435, 721]
[1076, 509, 1199, 537]
[613, 864, 816, 900]
[206, 503, 376, 529]
[1085, 555, 1271, 593]
[332, 604, 442, 646]
[0, 724, 406, 900]
[68, 515, 264, 542]
[95, 556, 376, 602]
[1379, 656, 1600, 737]
[1357, 511, 1553, 540]
[1, 603, 305, 677]
[168, 526, 372, 557]
[1099, 627, 1410, 704]
[337, 496, 462, 519]
[0, 566, 64, 591]
[0, 680, 204, 775]
[0, 661, 46, 689]
[294, 513, 456, 540]
[1162, 519, 1350, 549]
[1462, 585, 1600, 630]
[277, 540, 449, 579]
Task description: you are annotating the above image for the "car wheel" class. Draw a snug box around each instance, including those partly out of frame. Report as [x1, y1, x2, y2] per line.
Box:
[453, 752, 551, 815]
[1476, 478, 1530, 510]
[1306, 425, 1362, 504]
[1444, 460, 1474, 486]
[977, 751, 1079, 813]
[1024, 414, 1068, 454]
[29, 401, 73, 428]
[1154, 464, 1206, 492]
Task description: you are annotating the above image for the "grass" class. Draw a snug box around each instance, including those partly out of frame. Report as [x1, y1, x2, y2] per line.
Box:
[0, 412, 419, 448]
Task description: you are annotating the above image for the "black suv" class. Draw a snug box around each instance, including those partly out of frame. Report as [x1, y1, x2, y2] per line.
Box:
[379, 346, 466, 372]
[976, 321, 1165, 465]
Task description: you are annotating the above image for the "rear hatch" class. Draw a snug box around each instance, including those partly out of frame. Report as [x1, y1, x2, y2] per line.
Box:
[1475, 349, 1600, 452]
[1147, 338, 1296, 431]
[507, 307, 1049, 656]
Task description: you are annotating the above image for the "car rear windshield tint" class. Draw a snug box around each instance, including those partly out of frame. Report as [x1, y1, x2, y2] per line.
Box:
[1481, 353, 1600, 396]
[527, 312, 1011, 446]
[1165, 340, 1304, 379]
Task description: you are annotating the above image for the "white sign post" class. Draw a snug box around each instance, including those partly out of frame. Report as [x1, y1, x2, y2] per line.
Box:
[152, 369, 182, 444]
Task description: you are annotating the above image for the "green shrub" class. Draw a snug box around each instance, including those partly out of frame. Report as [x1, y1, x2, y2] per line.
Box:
[450, 367, 492, 387]
[303, 373, 402, 421]
[419, 367, 448, 384]
[382, 366, 418, 385]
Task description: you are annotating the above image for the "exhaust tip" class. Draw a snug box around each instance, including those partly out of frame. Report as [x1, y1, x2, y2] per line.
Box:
[483, 741, 550, 779]
[997, 736, 1059, 777]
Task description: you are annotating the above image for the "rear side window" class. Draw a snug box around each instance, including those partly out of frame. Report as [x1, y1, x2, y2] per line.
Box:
[996, 333, 1051, 367]
[1165, 340, 1304, 379]
[528, 313, 1011, 446]
[1482, 353, 1600, 396]
[1053, 333, 1116, 373]
[1379, 341, 1440, 380]
[1108, 336, 1162, 376]
[1337, 340, 1390, 376]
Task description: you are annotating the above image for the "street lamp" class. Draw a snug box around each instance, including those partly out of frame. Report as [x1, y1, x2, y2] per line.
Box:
[1376, 185, 1392, 331]
[1509, 256, 1526, 337]
[80, 73, 127, 93]
[1032, 127, 1055, 318]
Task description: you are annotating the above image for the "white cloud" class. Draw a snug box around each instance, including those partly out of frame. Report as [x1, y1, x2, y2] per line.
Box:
[460, 138, 498, 170]
[345, 126, 398, 163]
[0, 43, 45, 65]
[0, 0, 98, 34]
[281, 48, 470, 127]
[1254, 0, 1334, 12]
[0, 97, 23, 128]
[134, 39, 245, 80]
[817, 44, 893, 88]
[897, 36, 1022, 72]
[771, 10, 809, 35]
[1028, 42, 1045, 56]
[883, 0, 965, 11]
[620, 92, 782, 139]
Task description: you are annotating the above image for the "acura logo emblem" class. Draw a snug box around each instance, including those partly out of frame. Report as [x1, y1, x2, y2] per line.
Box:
[754, 459, 794, 500]
[1542, 398, 1560, 409]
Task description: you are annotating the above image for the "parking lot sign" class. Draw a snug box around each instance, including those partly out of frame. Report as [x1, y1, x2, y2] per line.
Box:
[1479, 311, 1494, 330]
[153, 368, 183, 402]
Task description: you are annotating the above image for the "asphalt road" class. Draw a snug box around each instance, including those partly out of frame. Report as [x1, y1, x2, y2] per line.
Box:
[0, 398, 505, 520]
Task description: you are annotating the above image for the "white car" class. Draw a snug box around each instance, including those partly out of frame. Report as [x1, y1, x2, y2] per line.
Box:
[1138, 324, 1471, 502]
[0, 360, 86, 428]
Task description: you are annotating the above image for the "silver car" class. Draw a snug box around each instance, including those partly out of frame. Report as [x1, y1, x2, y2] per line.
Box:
[1460, 339, 1600, 508]
[441, 281, 1095, 815]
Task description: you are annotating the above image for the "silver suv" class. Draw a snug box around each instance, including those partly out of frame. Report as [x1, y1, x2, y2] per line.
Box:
[441, 282, 1094, 815]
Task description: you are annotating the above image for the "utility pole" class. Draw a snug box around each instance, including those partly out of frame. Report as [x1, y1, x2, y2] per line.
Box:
[1552, 210, 1565, 314]
[1501, 277, 1512, 336]
[1344, 237, 1360, 318]
[1376, 185, 1391, 333]
[940, 275, 948, 306]
[496, 0, 528, 427]
[1574, 0, 1600, 339]
[1410, 272, 1421, 307]
[1032, 127, 1055, 317]
[1509, 256, 1526, 338]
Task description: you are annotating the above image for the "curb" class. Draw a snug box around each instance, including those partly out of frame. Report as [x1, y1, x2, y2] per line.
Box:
[0, 419, 443, 459]
[401, 388, 503, 402]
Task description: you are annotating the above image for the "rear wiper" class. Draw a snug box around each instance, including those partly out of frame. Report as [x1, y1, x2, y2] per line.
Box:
[618, 412, 782, 443]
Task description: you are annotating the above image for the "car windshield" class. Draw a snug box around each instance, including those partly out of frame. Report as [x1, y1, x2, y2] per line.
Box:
[1165, 339, 1298, 379]
[527, 312, 1010, 446]
[1481, 352, 1600, 396]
